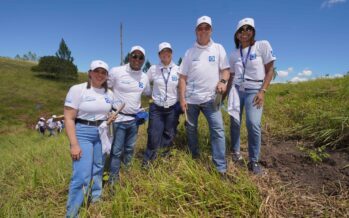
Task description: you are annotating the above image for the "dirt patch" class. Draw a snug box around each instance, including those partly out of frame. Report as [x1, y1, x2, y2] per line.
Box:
[246, 138, 349, 217]
[259, 139, 349, 195]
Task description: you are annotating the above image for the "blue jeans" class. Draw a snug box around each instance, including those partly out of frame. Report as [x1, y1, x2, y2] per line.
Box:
[186, 100, 227, 173]
[143, 103, 179, 162]
[66, 123, 105, 218]
[109, 120, 138, 184]
[230, 87, 263, 162]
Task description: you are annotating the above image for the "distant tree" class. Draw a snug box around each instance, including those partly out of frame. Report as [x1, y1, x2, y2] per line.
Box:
[273, 67, 278, 80]
[55, 38, 74, 63]
[177, 57, 182, 66]
[143, 60, 151, 73]
[14, 51, 38, 61]
[31, 56, 77, 81]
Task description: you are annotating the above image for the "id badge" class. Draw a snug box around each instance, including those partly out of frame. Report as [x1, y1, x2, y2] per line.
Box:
[239, 84, 245, 91]
[163, 101, 169, 108]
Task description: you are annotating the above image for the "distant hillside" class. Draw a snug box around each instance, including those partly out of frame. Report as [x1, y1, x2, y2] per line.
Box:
[0, 57, 87, 133]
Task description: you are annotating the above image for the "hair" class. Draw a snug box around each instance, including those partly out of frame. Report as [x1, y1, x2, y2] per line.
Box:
[234, 26, 256, 49]
[87, 70, 108, 92]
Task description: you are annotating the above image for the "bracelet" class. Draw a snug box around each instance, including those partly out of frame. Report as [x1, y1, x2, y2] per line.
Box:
[260, 88, 267, 93]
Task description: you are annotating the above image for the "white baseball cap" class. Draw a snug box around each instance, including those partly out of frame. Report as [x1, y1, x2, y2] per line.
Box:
[40, 117, 45, 121]
[158, 42, 172, 52]
[130, 45, 145, 56]
[196, 15, 212, 27]
[90, 60, 109, 72]
[52, 115, 57, 118]
[236, 18, 255, 32]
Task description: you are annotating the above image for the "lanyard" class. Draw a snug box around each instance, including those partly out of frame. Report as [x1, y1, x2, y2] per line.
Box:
[161, 67, 171, 101]
[239, 45, 251, 81]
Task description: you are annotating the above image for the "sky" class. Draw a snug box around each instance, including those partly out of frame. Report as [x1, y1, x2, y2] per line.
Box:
[1, 0, 348, 82]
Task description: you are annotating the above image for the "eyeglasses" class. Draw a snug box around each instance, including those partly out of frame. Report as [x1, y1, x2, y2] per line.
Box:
[237, 26, 254, 34]
[131, 54, 145, 61]
[197, 25, 211, 32]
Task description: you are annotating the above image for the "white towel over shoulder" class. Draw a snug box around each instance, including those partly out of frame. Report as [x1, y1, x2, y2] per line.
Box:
[227, 85, 241, 122]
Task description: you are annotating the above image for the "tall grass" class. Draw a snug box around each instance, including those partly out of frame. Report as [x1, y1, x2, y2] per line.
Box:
[264, 76, 349, 150]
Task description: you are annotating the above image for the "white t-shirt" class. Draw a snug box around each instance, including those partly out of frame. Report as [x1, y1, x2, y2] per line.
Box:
[147, 62, 179, 107]
[46, 118, 57, 129]
[64, 82, 114, 121]
[229, 40, 276, 89]
[179, 39, 230, 104]
[108, 64, 150, 122]
[37, 120, 45, 128]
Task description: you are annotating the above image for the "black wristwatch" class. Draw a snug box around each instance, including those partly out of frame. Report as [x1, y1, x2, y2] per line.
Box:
[220, 79, 227, 84]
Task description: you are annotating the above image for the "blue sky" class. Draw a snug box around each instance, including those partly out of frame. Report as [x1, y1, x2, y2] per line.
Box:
[1, 0, 348, 82]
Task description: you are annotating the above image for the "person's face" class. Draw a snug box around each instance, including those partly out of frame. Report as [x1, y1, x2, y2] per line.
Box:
[159, 48, 172, 66]
[196, 23, 212, 45]
[236, 25, 254, 44]
[129, 50, 145, 71]
[89, 68, 108, 88]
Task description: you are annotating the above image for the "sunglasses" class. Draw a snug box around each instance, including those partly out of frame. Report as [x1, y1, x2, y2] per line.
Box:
[237, 25, 254, 34]
[131, 54, 145, 61]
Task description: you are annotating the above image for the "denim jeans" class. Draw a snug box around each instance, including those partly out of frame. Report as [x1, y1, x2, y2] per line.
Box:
[230, 87, 263, 162]
[109, 119, 138, 184]
[186, 100, 227, 173]
[143, 103, 179, 162]
[66, 123, 105, 218]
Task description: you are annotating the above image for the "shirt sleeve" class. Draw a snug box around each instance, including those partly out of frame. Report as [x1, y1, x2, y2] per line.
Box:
[146, 65, 154, 82]
[142, 75, 152, 96]
[64, 84, 82, 109]
[218, 44, 230, 70]
[229, 53, 235, 74]
[178, 50, 190, 76]
[258, 40, 276, 65]
[107, 68, 117, 89]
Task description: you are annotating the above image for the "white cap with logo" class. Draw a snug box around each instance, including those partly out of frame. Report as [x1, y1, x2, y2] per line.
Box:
[236, 18, 255, 32]
[130, 45, 145, 56]
[196, 15, 212, 27]
[158, 42, 172, 52]
[90, 60, 109, 72]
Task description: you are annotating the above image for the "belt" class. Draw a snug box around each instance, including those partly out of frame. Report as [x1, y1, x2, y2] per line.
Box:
[75, 118, 104, 126]
[245, 78, 263, 82]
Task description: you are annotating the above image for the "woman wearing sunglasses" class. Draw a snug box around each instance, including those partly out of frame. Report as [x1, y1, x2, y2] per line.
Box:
[227, 18, 276, 174]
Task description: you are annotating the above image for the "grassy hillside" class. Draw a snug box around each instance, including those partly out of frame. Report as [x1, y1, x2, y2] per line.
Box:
[0, 58, 348, 216]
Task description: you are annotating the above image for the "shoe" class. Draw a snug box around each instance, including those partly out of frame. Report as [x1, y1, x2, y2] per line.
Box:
[232, 153, 245, 167]
[247, 161, 262, 175]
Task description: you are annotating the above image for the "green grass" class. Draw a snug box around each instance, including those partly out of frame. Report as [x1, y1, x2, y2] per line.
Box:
[1, 57, 348, 216]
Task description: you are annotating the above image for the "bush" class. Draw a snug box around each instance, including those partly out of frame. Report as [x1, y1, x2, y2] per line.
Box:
[31, 56, 77, 81]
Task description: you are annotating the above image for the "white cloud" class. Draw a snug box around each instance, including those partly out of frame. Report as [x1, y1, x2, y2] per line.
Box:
[298, 69, 312, 77]
[321, 0, 346, 8]
[331, 73, 344, 78]
[290, 76, 309, 83]
[287, 67, 293, 72]
[277, 70, 289, 77]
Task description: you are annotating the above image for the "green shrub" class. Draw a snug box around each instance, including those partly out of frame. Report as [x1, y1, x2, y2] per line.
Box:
[31, 56, 77, 81]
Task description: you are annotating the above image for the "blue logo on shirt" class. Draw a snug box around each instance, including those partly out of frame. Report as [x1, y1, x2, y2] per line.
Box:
[139, 82, 144, 88]
[171, 75, 178, 81]
[208, 56, 215, 62]
[104, 97, 111, 104]
[249, 53, 256, 60]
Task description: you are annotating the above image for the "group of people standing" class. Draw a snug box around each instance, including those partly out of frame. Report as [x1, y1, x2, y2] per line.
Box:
[35, 115, 64, 136]
[63, 15, 276, 217]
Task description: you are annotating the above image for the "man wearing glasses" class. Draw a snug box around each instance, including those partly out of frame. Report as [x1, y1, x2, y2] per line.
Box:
[108, 46, 150, 185]
[179, 16, 230, 176]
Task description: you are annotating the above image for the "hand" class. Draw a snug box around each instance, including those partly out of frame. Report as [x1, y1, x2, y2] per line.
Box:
[70, 144, 82, 161]
[253, 91, 265, 109]
[180, 98, 187, 112]
[216, 82, 227, 94]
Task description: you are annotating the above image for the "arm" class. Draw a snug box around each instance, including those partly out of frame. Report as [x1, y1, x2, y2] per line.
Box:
[253, 61, 275, 109]
[223, 72, 235, 100]
[178, 74, 188, 112]
[64, 106, 82, 160]
[217, 68, 230, 94]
